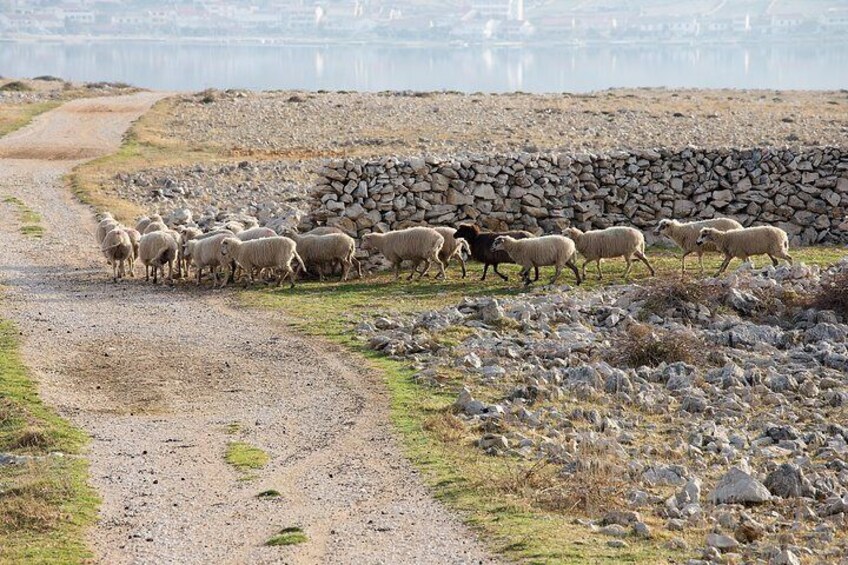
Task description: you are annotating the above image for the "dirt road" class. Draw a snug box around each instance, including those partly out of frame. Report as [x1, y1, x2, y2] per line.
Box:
[0, 95, 492, 564]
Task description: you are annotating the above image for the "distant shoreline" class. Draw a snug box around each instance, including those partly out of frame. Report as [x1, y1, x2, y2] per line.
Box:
[2, 34, 845, 49]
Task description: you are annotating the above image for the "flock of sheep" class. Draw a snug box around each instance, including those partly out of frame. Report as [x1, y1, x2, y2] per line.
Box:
[94, 211, 794, 288]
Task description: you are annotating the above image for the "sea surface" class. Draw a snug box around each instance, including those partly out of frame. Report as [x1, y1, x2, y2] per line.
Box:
[1, 40, 846, 92]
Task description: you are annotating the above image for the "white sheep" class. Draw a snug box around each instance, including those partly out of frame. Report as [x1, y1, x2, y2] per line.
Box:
[284, 231, 358, 281]
[187, 233, 230, 286]
[101, 228, 133, 282]
[95, 211, 114, 223]
[95, 218, 119, 246]
[492, 235, 581, 286]
[143, 220, 168, 235]
[237, 226, 276, 242]
[696, 226, 792, 275]
[138, 231, 178, 284]
[124, 227, 141, 277]
[361, 227, 445, 281]
[134, 216, 151, 234]
[563, 226, 655, 280]
[218, 236, 305, 288]
[176, 226, 203, 277]
[434, 226, 470, 278]
[222, 220, 244, 234]
[654, 218, 743, 274]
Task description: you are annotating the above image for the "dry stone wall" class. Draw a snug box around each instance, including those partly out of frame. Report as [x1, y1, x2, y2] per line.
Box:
[310, 147, 848, 245]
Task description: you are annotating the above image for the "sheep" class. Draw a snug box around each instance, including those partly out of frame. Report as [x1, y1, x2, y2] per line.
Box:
[217, 236, 305, 288]
[696, 226, 792, 275]
[305, 226, 344, 236]
[654, 218, 744, 275]
[101, 228, 133, 282]
[222, 220, 244, 234]
[163, 229, 183, 278]
[361, 227, 445, 281]
[95, 211, 114, 223]
[138, 231, 178, 284]
[134, 216, 151, 234]
[176, 226, 203, 277]
[144, 220, 168, 235]
[283, 231, 358, 281]
[563, 226, 655, 280]
[492, 235, 582, 287]
[433, 227, 470, 278]
[95, 218, 119, 246]
[237, 226, 276, 242]
[453, 223, 537, 281]
[124, 227, 141, 277]
[187, 233, 230, 286]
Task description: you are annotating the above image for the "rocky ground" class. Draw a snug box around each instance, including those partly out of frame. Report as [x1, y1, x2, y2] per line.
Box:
[0, 76, 138, 106]
[360, 260, 848, 564]
[100, 88, 848, 226]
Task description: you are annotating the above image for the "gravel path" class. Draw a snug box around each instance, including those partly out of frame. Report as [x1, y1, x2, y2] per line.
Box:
[0, 95, 493, 564]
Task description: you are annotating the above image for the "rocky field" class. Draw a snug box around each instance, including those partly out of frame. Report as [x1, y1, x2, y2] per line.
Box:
[360, 260, 848, 564]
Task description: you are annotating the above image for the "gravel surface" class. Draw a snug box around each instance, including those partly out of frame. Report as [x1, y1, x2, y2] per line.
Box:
[0, 95, 493, 564]
[168, 88, 848, 155]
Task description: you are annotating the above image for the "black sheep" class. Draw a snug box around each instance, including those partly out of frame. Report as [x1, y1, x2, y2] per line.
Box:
[453, 223, 538, 281]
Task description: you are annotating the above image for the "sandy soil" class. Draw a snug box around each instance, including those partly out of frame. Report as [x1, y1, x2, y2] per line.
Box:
[0, 95, 492, 564]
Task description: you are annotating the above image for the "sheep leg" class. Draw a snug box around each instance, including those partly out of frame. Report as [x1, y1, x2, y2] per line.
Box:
[581, 260, 589, 280]
[480, 263, 490, 281]
[416, 260, 433, 280]
[341, 259, 351, 281]
[167, 260, 174, 282]
[549, 265, 562, 286]
[492, 264, 509, 281]
[394, 261, 402, 281]
[636, 251, 655, 276]
[407, 261, 419, 281]
[680, 251, 690, 276]
[768, 254, 779, 267]
[623, 256, 633, 280]
[460, 256, 467, 278]
[716, 255, 733, 275]
[596, 260, 603, 280]
[567, 259, 582, 285]
[697, 252, 705, 275]
[353, 256, 362, 279]
[196, 266, 203, 286]
[780, 251, 793, 265]
[436, 257, 446, 280]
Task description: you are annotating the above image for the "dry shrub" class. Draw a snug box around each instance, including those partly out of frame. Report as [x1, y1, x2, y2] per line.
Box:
[612, 323, 703, 368]
[637, 278, 722, 321]
[806, 271, 848, 319]
[8, 429, 51, 451]
[491, 446, 629, 516]
[422, 412, 466, 443]
[0, 468, 70, 534]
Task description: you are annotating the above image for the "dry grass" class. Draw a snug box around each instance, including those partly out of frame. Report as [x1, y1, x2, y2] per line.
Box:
[806, 271, 848, 319]
[612, 323, 705, 368]
[637, 278, 723, 321]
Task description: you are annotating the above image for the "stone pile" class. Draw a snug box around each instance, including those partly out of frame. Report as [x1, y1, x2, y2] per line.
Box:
[311, 148, 848, 246]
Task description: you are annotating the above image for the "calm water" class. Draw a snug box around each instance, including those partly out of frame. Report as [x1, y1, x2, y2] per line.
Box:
[1, 41, 846, 92]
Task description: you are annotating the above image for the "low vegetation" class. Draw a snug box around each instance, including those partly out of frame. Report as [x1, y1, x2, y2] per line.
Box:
[0, 319, 97, 564]
[611, 323, 705, 368]
[224, 441, 269, 474]
[2, 196, 44, 238]
[265, 526, 308, 546]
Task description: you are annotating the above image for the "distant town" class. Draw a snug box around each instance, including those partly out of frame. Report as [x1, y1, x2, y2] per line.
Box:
[2, 0, 847, 44]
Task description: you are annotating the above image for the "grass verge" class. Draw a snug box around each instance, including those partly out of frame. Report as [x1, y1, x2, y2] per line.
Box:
[0, 101, 61, 139]
[266, 526, 308, 547]
[0, 319, 98, 564]
[243, 247, 846, 563]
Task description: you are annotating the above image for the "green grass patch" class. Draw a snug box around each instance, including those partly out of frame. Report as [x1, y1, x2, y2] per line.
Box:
[2, 195, 44, 239]
[224, 441, 269, 473]
[224, 422, 241, 435]
[0, 319, 98, 564]
[242, 247, 846, 563]
[266, 526, 308, 546]
[257, 489, 281, 498]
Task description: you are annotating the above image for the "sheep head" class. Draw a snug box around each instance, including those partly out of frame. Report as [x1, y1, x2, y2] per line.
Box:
[696, 227, 718, 246]
[219, 237, 241, 257]
[454, 224, 480, 242]
[491, 236, 508, 252]
[563, 227, 583, 241]
[654, 219, 675, 235]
